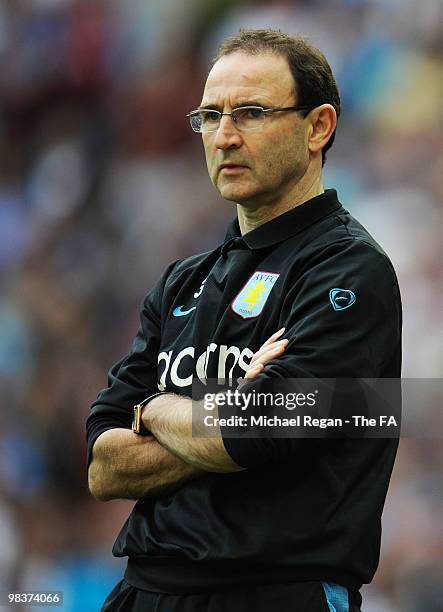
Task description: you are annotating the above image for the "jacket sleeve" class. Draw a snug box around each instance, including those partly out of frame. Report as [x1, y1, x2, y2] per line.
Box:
[220, 238, 402, 468]
[86, 261, 179, 467]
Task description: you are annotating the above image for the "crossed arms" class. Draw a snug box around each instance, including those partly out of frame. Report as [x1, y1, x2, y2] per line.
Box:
[88, 330, 288, 501]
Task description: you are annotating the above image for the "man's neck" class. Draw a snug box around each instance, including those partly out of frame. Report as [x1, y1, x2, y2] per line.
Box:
[237, 174, 324, 236]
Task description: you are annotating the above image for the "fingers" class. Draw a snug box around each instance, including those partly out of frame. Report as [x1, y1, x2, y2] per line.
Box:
[245, 342, 286, 380]
[252, 339, 288, 365]
[250, 337, 288, 363]
[245, 331, 289, 381]
[251, 328, 286, 362]
[244, 363, 264, 380]
[261, 327, 286, 348]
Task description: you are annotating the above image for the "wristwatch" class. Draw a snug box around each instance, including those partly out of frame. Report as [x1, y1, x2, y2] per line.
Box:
[132, 392, 166, 435]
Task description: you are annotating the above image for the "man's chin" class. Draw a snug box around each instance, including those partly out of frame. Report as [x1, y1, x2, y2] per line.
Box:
[217, 183, 258, 204]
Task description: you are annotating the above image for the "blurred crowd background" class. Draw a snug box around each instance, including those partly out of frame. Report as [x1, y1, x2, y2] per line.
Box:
[0, 0, 442, 610]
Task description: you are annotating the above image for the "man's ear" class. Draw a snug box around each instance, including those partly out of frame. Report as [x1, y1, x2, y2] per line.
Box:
[307, 104, 337, 156]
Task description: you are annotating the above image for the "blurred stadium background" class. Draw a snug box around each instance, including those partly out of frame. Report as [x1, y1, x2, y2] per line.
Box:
[0, 0, 442, 610]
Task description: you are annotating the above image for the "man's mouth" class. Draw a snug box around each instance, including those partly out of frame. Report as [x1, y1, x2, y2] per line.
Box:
[219, 162, 248, 173]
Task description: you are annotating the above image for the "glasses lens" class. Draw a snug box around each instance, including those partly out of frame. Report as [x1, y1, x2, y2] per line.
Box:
[189, 111, 222, 133]
[189, 113, 203, 132]
[188, 107, 266, 132]
[232, 107, 265, 130]
[199, 110, 221, 132]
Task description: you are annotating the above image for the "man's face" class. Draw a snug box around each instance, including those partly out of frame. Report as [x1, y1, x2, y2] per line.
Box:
[201, 51, 310, 207]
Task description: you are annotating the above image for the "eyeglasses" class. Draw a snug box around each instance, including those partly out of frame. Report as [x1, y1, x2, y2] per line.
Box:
[186, 105, 314, 133]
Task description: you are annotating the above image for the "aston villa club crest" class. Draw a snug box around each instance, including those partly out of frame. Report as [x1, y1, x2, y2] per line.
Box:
[232, 271, 280, 319]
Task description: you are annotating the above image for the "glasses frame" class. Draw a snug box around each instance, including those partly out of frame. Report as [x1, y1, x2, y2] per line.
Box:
[186, 105, 314, 133]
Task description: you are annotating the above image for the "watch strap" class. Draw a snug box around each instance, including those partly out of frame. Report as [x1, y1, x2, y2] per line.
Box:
[132, 392, 166, 435]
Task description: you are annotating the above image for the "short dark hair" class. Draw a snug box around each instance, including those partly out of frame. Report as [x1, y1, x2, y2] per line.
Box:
[213, 29, 341, 166]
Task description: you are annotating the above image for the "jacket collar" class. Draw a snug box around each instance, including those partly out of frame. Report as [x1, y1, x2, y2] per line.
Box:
[223, 189, 342, 250]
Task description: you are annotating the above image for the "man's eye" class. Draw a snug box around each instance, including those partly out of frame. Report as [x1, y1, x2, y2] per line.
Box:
[234, 107, 264, 122]
[203, 111, 220, 123]
[247, 108, 264, 119]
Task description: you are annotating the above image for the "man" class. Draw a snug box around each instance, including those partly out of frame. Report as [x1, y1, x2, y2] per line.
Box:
[87, 29, 401, 612]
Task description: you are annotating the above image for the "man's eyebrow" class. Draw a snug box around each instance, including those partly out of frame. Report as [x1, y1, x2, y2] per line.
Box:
[198, 103, 223, 111]
[198, 101, 269, 111]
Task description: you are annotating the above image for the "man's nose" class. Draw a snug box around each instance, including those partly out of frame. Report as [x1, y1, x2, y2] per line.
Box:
[213, 115, 243, 150]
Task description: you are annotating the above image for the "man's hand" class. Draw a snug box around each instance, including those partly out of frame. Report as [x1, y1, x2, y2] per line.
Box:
[245, 327, 288, 380]
[144, 328, 289, 472]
